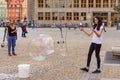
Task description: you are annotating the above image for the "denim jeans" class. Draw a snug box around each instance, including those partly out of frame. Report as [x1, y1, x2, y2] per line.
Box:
[8, 36, 16, 54]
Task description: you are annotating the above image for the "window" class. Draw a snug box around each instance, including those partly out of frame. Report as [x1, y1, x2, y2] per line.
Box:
[38, 12, 43, 20]
[59, 12, 65, 20]
[111, 0, 116, 7]
[9, 5, 11, 7]
[96, 0, 101, 8]
[103, 0, 108, 8]
[74, 12, 79, 20]
[45, 12, 50, 20]
[17, 4, 20, 7]
[81, 0, 86, 8]
[66, 12, 72, 20]
[38, 0, 43, 8]
[16, 9, 19, 12]
[81, 12, 86, 20]
[13, 5, 15, 7]
[74, 0, 79, 8]
[88, 0, 94, 8]
[52, 12, 58, 20]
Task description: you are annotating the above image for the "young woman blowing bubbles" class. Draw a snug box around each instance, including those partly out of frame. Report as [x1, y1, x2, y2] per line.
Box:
[80, 16, 104, 73]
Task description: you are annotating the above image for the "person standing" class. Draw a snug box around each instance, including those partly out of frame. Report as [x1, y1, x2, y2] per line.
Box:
[6, 21, 17, 56]
[80, 16, 104, 73]
[21, 21, 27, 37]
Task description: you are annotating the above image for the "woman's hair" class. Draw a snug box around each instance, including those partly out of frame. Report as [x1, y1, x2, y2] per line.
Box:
[10, 22, 14, 27]
[93, 16, 103, 31]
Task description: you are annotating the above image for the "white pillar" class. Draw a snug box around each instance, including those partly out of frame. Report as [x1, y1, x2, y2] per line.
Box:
[94, 0, 96, 8]
[109, 0, 111, 8]
[34, 0, 37, 23]
[101, 0, 103, 8]
[108, 12, 111, 27]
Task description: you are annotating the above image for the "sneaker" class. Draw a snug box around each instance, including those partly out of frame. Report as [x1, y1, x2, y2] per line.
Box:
[80, 67, 89, 72]
[92, 69, 101, 73]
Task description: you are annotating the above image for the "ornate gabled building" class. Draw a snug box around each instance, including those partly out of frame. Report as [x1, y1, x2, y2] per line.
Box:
[5, 0, 27, 21]
[28, 0, 120, 26]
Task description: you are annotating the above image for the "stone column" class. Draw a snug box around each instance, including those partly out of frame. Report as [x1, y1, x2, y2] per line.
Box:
[108, 12, 111, 27]
[116, 0, 119, 6]
[72, 0, 73, 22]
[94, 0, 96, 8]
[101, 0, 103, 8]
[34, 0, 38, 23]
[43, 12, 45, 24]
[86, 0, 88, 9]
[79, 0, 81, 8]
[58, 0, 60, 23]
[109, 0, 111, 8]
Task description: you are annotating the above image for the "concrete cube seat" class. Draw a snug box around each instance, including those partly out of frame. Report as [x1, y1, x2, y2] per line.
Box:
[111, 46, 120, 56]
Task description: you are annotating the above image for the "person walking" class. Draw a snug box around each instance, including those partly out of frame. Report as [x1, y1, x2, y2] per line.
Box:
[21, 21, 27, 37]
[6, 21, 17, 56]
[80, 16, 104, 73]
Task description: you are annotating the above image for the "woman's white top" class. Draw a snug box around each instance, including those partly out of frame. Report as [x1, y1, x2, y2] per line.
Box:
[92, 25, 104, 44]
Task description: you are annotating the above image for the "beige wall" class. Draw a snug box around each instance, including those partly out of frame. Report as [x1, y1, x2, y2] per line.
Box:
[28, 0, 118, 26]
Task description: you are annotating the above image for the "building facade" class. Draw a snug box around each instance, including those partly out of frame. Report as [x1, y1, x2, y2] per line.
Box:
[0, 0, 7, 21]
[5, 0, 27, 21]
[28, 0, 120, 26]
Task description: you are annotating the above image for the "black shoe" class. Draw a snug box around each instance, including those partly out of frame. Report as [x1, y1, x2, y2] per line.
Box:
[80, 67, 89, 72]
[12, 53, 17, 56]
[8, 53, 12, 56]
[92, 70, 101, 74]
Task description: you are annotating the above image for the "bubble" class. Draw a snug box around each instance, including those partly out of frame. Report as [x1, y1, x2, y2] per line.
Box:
[29, 34, 54, 61]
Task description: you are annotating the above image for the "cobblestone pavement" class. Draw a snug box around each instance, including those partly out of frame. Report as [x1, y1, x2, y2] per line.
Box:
[0, 27, 119, 80]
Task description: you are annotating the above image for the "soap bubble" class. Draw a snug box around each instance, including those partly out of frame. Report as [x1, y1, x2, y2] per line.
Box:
[29, 34, 54, 61]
